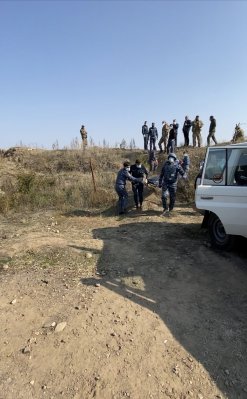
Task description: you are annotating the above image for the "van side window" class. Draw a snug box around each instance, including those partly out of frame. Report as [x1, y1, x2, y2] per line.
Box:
[227, 149, 247, 185]
[203, 149, 226, 185]
[234, 152, 247, 186]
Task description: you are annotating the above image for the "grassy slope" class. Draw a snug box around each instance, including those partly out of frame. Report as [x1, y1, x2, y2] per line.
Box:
[0, 146, 206, 214]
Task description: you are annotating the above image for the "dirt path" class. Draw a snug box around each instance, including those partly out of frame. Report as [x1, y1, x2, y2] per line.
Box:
[0, 201, 247, 399]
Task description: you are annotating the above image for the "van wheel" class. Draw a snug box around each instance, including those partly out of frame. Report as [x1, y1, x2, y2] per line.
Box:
[209, 214, 235, 250]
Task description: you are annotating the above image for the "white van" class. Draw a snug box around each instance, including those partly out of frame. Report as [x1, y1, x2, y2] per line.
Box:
[195, 143, 247, 249]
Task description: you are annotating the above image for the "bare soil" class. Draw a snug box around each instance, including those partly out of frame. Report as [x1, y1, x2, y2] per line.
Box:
[0, 194, 247, 399]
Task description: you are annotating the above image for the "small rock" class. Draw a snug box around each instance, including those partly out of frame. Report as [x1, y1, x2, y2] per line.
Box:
[22, 345, 31, 354]
[224, 369, 230, 375]
[43, 321, 56, 328]
[10, 299, 17, 305]
[56, 230, 59, 234]
[85, 252, 93, 259]
[75, 306, 81, 310]
[30, 380, 35, 385]
[95, 283, 101, 288]
[198, 394, 203, 399]
[55, 322, 67, 333]
[3, 264, 9, 270]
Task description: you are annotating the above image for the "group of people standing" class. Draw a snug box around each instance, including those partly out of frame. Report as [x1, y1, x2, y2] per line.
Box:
[142, 115, 217, 152]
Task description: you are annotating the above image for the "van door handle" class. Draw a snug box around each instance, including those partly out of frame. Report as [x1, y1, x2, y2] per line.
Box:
[200, 196, 214, 200]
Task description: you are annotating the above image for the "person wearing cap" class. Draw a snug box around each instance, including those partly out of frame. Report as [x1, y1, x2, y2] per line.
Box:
[182, 116, 192, 147]
[158, 121, 170, 153]
[192, 116, 203, 147]
[158, 153, 186, 216]
[115, 161, 143, 215]
[80, 124, 88, 150]
[130, 159, 148, 210]
[148, 123, 158, 151]
[207, 116, 217, 146]
[142, 121, 149, 151]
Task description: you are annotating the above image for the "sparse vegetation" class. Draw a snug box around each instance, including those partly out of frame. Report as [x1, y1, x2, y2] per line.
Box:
[0, 146, 206, 214]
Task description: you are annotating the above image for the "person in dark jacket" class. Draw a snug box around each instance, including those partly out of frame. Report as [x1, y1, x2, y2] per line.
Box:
[171, 119, 179, 147]
[148, 123, 158, 151]
[167, 125, 176, 154]
[182, 116, 192, 147]
[207, 116, 217, 146]
[115, 161, 142, 215]
[142, 121, 149, 151]
[158, 153, 186, 216]
[130, 159, 148, 210]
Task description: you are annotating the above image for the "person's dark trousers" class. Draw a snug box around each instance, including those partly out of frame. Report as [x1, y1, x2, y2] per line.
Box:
[132, 183, 144, 207]
[167, 139, 175, 154]
[144, 135, 148, 150]
[162, 185, 176, 210]
[115, 185, 128, 214]
[184, 132, 189, 146]
[149, 138, 157, 151]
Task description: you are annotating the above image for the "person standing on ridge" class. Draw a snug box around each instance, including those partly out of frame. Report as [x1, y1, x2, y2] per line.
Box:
[148, 123, 158, 151]
[158, 121, 170, 153]
[130, 159, 148, 210]
[142, 121, 149, 151]
[192, 116, 203, 147]
[207, 116, 217, 146]
[171, 119, 179, 147]
[182, 116, 192, 147]
[80, 125, 88, 150]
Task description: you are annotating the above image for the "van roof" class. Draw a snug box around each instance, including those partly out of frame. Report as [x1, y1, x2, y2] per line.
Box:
[209, 142, 247, 149]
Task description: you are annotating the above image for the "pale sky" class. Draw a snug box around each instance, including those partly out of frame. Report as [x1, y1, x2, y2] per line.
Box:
[1, 0, 247, 149]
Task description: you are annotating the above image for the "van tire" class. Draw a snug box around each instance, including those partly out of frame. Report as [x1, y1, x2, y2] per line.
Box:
[208, 214, 235, 250]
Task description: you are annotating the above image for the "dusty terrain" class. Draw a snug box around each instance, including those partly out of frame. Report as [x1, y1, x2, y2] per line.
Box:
[0, 193, 247, 399]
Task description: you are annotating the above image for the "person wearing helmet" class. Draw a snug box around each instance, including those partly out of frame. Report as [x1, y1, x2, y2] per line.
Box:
[115, 161, 143, 215]
[158, 153, 186, 216]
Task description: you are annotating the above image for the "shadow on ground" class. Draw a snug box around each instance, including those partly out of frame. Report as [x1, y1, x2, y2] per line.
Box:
[79, 221, 247, 399]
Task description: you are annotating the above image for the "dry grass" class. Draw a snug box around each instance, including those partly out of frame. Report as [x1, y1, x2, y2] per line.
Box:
[0, 146, 206, 214]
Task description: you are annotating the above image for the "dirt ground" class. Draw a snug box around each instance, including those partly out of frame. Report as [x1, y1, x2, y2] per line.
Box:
[0, 193, 247, 399]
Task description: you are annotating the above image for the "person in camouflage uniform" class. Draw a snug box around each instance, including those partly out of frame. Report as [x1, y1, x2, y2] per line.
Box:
[232, 123, 245, 143]
[192, 116, 203, 147]
[158, 121, 170, 153]
[80, 125, 88, 150]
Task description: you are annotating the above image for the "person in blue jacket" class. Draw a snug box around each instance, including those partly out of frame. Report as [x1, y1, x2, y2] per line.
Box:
[115, 161, 143, 215]
[130, 159, 148, 210]
[158, 153, 186, 216]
